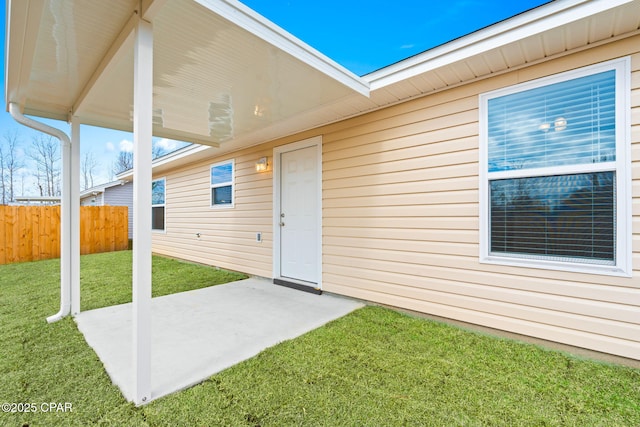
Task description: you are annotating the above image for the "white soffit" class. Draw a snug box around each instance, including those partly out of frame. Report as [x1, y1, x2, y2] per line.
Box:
[5, 0, 369, 148]
[366, 0, 640, 105]
[5, 0, 136, 120]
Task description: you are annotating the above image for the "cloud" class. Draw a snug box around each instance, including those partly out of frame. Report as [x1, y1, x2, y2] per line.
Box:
[155, 138, 178, 151]
[119, 139, 134, 153]
[105, 142, 115, 151]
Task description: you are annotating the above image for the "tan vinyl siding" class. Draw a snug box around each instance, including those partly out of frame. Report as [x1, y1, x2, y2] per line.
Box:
[322, 36, 640, 360]
[154, 35, 640, 360]
[152, 145, 274, 277]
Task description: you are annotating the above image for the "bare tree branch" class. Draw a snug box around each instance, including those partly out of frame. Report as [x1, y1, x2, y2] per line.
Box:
[112, 151, 133, 176]
[29, 134, 60, 197]
[152, 143, 166, 160]
[81, 151, 99, 190]
[0, 129, 26, 203]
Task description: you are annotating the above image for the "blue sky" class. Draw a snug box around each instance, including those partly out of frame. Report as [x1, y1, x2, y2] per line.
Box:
[1, 0, 550, 195]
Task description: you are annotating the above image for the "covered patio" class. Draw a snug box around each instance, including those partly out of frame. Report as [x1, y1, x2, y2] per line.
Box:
[76, 277, 363, 403]
[5, 0, 370, 405]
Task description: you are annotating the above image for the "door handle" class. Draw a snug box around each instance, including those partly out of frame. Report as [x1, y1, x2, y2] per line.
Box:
[280, 222, 285, 227]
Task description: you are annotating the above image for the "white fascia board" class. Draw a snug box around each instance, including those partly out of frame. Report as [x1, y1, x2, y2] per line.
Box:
[151, 144, 213, 169]
[193, 0, 370, 97]
[79, 188, 105, 198]
[116, 144, 214, 181]
[366, 0, 635, 90]
[116, 170, 133, 181]
[79, 180, 125, 197]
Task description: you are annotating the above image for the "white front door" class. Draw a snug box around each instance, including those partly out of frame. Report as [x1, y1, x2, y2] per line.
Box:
[278, 144, 319, 284]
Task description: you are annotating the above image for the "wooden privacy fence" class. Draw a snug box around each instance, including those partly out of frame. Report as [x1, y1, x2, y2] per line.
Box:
[0, 205, 129, 264]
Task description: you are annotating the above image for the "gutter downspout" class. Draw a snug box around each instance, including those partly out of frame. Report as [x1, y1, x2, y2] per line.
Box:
[9, 102, 72, 323]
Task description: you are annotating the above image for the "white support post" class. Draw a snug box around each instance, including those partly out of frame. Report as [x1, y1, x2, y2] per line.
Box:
[132, 17, 153, 405]
[70, 118, 81, 315]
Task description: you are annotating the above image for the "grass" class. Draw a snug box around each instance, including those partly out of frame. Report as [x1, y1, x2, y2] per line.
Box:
[80, 250, 247, 311]
[1, 251, 639, 426]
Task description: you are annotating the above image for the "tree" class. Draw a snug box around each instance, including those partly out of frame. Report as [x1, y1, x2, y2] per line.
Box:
[112, 151, 133, 176]
[81, 151, 99, 190]
[0, 129, 25, 204]
[0, 147, 6, 204]
[152, 143, 166, 160]
[30, 134, 60, 197]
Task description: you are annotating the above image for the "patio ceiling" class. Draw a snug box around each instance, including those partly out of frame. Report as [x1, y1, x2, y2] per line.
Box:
[5, 0, 369, 148]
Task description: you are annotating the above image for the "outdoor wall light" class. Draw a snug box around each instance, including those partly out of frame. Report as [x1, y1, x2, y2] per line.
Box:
[255, 157, 268, 172]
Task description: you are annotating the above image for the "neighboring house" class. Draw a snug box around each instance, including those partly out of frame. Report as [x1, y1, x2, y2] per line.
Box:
[6, 0, 639, 375]
[80, 180, 133, 239]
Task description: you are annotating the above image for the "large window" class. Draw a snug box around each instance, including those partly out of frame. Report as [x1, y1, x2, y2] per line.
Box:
[479, 59, 631, 276]
[152, 178, 165, 231]
[210, 160, 234, 207]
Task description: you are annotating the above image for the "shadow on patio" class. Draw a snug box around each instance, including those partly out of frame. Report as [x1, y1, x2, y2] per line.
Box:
[75, 278, 364, 403]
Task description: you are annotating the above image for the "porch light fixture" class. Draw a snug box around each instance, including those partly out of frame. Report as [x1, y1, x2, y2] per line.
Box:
[255, 157, 268, 172]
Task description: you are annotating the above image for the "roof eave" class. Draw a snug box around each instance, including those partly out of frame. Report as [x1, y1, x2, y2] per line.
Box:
[195, 0, 370, 97]
[116, 143, 214, 180]
[365, 0, 635, 90]
[80, 179, 129, 197]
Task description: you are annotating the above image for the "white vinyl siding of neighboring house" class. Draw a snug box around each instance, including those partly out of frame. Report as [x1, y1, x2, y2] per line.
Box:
[80, 192, 104, 206]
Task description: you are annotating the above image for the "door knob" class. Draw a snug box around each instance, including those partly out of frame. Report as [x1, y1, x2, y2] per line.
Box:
[280, 222, 285, 227]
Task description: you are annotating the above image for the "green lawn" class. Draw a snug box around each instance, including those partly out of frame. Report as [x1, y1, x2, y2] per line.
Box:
[1, 251, 638, 426]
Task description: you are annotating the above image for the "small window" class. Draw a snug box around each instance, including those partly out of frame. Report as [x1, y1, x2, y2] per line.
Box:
[479, 59, 631, 276]
[152, 178, 165, 231]
[210, 160, 234, 207]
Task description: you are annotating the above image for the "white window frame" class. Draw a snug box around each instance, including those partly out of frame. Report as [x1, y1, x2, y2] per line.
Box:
[210, 159, 234, 209]
[151, 177, 166, 233]
[479, 58, 632, 277]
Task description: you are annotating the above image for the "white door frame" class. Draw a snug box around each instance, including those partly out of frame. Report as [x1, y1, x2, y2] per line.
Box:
[272, 136, 322, 289]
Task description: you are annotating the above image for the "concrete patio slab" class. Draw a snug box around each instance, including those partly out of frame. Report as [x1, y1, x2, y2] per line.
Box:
[75, 277, 364, 403]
